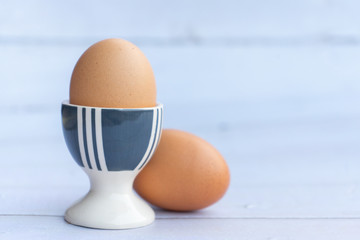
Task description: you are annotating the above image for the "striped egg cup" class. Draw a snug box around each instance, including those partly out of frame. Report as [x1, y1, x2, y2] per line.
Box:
[61, 101, 163, 229]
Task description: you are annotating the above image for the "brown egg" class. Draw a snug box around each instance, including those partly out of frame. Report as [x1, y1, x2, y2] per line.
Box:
[70, 38, 156, 108]
[134, 129, 230, 211]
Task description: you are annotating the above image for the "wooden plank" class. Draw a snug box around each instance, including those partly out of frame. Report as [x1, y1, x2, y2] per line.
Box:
[0, 47, 358, 222]
[2, 183, 360, 218]
[1, 0, 360, 41]
[1, 45, 360, 108]
[0, 135, 359, 218]
[1, 216, 360, 240]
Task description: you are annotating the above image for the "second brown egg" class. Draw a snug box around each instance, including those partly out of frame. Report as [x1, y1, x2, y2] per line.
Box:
[134, 129, 230, 211]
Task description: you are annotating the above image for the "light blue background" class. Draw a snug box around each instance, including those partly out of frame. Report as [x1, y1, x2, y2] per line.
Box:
[1, 1, 360, 239]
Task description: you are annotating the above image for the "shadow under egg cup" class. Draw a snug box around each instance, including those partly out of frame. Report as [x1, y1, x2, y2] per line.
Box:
[61, 101, 163, 229]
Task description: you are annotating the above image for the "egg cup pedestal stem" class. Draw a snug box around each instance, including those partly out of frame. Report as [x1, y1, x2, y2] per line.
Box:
[65, 169, 155, 229]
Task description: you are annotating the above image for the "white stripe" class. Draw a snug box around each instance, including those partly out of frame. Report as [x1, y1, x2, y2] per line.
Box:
[95, 108, 108, 171]
[77, 107, 89, 169]
[159, 107, 163, 138]
[135, 108, 158, 170]
[85, 108, 97, 170]
[147, 107, 162, 161]
[159, 107, 163, 132]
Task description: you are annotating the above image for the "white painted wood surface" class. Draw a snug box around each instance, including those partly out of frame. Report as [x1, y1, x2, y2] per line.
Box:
[1, 0, 360, 239]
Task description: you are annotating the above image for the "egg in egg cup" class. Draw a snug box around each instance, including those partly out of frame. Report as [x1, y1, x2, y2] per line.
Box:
[61, 101, 163, 229]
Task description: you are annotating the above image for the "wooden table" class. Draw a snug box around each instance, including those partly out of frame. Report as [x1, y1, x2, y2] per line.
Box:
[1, 0, 360, 239]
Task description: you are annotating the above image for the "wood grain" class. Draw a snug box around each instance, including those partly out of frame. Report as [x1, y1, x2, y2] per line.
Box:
[1, 0, 360, 238]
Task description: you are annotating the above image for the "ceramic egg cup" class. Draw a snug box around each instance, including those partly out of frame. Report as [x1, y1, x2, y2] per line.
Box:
[61, 101, 163, 229]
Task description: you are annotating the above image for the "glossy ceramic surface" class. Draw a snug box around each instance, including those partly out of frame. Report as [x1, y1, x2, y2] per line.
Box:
[61, 101, 163, 229]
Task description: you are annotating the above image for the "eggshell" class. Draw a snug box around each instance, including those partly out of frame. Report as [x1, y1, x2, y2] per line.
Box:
[70, 38, 156, 108]
[134, 129, 230, 211]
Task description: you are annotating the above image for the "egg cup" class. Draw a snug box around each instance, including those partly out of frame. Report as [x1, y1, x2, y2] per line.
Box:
[61, 101, 163, 229]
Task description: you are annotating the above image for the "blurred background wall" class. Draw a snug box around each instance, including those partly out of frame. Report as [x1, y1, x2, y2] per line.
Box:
[1, 0, 359, 184]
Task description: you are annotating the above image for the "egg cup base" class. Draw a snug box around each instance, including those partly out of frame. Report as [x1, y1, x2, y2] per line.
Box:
[65, 169, 155, 230]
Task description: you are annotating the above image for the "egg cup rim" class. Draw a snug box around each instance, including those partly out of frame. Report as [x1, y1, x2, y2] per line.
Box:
[62, 100, 163, 111]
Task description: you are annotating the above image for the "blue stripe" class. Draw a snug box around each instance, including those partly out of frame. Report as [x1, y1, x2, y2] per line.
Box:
[61, 105, 84, 167]
[139, 108, 159, 170]
[102, 109, 154, 171]
[91, 108, 102, 171]
[82, 108, 92, 169]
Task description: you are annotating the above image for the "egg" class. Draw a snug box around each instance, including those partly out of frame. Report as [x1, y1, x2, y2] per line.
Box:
[134, 129, 230, 211]
[70, 38, 156, 108]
